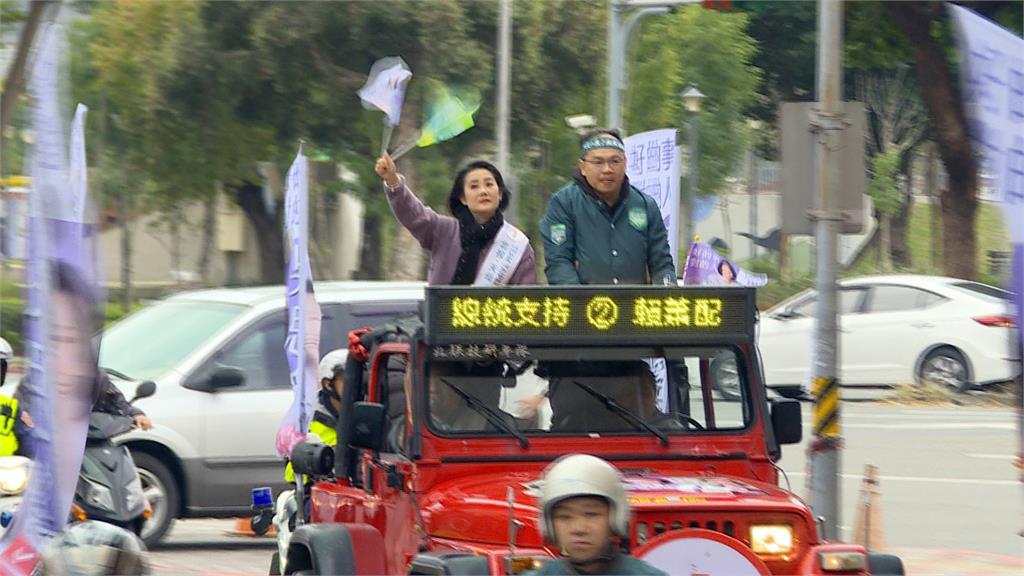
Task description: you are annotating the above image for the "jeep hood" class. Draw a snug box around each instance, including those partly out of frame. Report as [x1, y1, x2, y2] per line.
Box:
[419, 470, 805, 547]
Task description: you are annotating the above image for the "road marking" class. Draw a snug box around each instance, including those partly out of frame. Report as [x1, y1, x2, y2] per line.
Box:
[966, 453, 1017, 460]
[801, 421, 1013, 430]
[786, 472, 1017, 486]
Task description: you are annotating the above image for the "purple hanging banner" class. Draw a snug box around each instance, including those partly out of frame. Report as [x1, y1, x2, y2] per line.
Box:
[1, 27, 97, 576]
[275, 148, 322, 459]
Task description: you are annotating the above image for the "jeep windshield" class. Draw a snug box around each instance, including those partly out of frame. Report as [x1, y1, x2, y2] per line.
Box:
[425, 346, 751, 438]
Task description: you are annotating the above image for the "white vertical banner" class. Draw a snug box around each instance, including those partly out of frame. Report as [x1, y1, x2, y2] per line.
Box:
[950, 5, 1024, 243]
[625, 128, 681, 267]
[625, 129, 680, 413]
[276, 147, 322, 460]
[950, 5, 1024, 478]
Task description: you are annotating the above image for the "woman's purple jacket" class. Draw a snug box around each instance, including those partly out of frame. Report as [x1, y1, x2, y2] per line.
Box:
[384, 176, 537, 285]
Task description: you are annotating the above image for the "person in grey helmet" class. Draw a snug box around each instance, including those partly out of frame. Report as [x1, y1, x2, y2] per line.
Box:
[526, 454, 665, 575]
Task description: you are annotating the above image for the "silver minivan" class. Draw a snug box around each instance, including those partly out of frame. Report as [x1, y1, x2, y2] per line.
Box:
[99, 281, 424, 546]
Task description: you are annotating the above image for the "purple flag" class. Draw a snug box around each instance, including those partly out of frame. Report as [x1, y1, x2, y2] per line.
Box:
[275, 148, 322, 459]
[682, 242, 767, 287]
[1, 27, 97, 575]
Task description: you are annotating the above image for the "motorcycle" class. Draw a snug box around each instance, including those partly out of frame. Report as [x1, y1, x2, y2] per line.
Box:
[72, 380, 156, 535]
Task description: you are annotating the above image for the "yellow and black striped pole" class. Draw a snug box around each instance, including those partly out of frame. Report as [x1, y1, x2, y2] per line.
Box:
[812, 376, 840, 437]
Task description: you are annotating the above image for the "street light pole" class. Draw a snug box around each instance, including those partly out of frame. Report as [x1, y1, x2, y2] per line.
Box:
[606, 0, 699, 132]
[496, 0, 514, 222]
[682, 85, 704, 252]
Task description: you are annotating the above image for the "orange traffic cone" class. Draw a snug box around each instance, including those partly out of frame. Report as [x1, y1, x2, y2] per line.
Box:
[852, 464, 885, 550]
[230, 515, 276, 538]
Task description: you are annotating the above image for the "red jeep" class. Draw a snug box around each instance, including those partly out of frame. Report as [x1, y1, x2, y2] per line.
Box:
[281, 286, 903, 575]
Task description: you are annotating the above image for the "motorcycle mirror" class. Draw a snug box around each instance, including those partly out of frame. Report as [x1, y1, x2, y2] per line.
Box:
[131, 380, 157, 403]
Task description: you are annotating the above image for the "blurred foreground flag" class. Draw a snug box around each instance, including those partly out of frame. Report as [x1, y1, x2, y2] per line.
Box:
[950, 6, 1024, 467]
[416, 83, 480, 147]
[0, 26, 100, 576]
[357, 56, 412, 127]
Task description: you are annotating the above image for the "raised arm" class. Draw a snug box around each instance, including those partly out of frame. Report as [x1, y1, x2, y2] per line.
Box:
[376, 153, 450, 251]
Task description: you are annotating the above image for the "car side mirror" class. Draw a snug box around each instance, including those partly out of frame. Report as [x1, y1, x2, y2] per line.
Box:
[349, 402, 387, 452]
[130, 380, 157, 403]
[771, 398, 802, 445]
[208, 366, 245, 391]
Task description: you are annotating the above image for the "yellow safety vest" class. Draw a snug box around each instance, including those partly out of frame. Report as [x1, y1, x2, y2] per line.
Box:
[0, 395, 20, 457]
[283, 418, 338, 483]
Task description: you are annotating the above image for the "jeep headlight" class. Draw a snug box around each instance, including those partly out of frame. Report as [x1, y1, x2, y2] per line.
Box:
[0, 459, 30, 495]
[750, 524, 794, 555]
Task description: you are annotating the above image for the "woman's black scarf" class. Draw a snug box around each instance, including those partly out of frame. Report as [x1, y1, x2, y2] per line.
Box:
[451, 204, 504, 285]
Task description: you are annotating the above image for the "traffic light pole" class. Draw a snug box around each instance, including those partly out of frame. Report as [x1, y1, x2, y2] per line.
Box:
[808, 0, 844, 541]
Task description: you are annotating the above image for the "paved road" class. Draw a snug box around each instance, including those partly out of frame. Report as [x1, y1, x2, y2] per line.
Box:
[146, 393, 1022, 574]
[147, 519, 277, 576]
[778, 398, 1021, 557]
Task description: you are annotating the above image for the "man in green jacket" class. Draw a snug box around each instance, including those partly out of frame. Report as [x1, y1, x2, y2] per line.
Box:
[540, 129, 676, 285]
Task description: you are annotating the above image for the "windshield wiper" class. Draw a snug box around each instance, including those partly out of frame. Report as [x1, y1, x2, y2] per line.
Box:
[101, 367, 134, 381]
[573, 380, 669, 446]
[439, 378, 529, 448]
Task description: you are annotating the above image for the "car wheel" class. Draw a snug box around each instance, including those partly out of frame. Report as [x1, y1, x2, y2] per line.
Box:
[710, 354, 742, 401]
[918, 347, 970, 393]
[132, 452, 179, 548]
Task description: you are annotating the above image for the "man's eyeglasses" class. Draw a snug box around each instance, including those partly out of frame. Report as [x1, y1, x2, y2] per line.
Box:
[582, 156, 626, 168]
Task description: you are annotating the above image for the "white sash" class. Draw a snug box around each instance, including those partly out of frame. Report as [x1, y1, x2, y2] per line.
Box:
[474, 222, 530, 286]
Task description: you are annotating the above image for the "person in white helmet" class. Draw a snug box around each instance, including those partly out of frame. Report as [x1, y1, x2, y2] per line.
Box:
[283, 348, 348, 483]
[528, 454, 665, 575]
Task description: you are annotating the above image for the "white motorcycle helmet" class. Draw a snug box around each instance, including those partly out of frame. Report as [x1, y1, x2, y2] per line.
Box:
[40, 520, 150, 575]
[0, 337, 12, 387]
[538, 454, 630, 541]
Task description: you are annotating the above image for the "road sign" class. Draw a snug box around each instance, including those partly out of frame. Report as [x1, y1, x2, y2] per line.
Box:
[780, 101, 867, 235]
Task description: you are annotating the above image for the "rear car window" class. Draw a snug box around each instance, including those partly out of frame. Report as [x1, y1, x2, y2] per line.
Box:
[866, 285, 944, 313]
[948, 281, 1012, 303]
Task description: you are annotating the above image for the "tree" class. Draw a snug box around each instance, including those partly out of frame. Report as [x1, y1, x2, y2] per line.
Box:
[883, 2, 979, 279]
[867, 150, 902, 271]
[854, 67, 929, 268]
[68, 0, 619, 286]
[627, 6, 762, 201]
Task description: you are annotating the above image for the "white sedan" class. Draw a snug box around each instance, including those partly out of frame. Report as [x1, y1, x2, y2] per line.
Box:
[757, 275, 1018, 393]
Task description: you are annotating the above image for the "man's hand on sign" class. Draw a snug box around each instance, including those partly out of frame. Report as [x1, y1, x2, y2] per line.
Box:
[375, 153, 400, 189]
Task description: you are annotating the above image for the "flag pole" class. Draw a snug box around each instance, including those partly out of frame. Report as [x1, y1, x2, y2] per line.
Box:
[390, 131, 422, 161]
[380, 123, 394, 156]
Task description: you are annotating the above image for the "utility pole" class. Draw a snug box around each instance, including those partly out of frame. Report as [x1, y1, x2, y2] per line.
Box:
[496, 0, 514, 221]
[808, 0, 844, 541]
